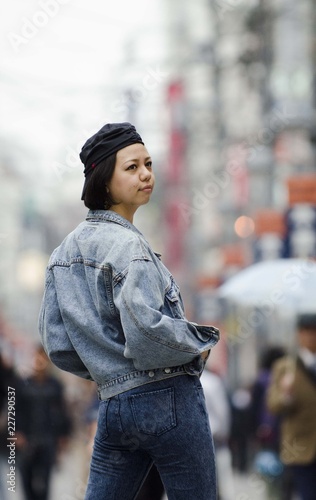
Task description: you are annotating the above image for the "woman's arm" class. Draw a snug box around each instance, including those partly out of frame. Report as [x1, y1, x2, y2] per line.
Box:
[115, 258, 219, 370]
[39, 270, 93, 380]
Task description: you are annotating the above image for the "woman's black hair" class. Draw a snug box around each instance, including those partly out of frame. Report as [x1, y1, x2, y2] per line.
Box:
[83, 153, 117, 210]
[260, 346, 285, 370]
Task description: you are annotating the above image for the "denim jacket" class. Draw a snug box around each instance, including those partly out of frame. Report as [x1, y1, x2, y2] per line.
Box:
[39, 210, 219, 399]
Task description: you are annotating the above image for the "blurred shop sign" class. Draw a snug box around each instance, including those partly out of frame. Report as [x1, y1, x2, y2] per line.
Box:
[253, 209, 286, 261]
[164, 197, 188, 268]
[221, 244, 248, 267]
[167, 129, 186, 182]
[165, 80, 187, 183]
[163, 80, 187, 271]
[287, 175, 316, 205]
[254, 209, 286, 236]
[284, 176, 316, 258]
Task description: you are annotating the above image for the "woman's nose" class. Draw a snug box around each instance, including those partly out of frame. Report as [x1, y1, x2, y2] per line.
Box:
[139, 165, 151, 180]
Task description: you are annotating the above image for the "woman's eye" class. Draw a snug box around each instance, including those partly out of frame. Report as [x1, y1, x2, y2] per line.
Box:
[127, 164, 137, 170]
[146, 161, 152, 168]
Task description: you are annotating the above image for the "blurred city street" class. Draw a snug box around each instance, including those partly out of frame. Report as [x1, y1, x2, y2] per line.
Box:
[50, 439, 268, 500]
[10, 435, 269, 500]
[1, 0, 316, 384]
[1, 1, 316, 499]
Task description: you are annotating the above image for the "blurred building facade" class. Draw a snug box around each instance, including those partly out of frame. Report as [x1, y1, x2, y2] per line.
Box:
[161, 0, 316, 280]
[158, 0, 316, 381]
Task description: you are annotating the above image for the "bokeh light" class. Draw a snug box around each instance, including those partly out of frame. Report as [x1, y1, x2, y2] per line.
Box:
[234, 216, 255, 238]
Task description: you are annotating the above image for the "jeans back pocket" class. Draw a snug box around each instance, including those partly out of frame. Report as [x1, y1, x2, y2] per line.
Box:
[95, 399, 110, 442]
[129, 387, 176, 436]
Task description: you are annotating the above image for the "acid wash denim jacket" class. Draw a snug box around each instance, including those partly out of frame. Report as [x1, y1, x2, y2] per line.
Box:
[39, 210, 220, 399]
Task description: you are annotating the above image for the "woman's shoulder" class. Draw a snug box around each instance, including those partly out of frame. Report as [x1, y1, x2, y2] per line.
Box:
[48, 218, 157, 269]
[95, 222, 156, 264]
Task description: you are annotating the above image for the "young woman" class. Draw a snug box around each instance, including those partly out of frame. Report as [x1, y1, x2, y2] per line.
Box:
[39, 122, 220, 500]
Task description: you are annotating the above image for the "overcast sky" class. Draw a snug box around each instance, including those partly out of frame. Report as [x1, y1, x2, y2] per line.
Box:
[2, 0, 162, 83]
[1, 0, 167, 185]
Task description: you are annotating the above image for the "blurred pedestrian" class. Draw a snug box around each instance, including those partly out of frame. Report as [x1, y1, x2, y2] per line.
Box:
[249, 346, 285, 499]
[200, 368, 235, 500]
[230, 386, 252, 473]
[267, 313, 316, 500]
[0, 351, 22, 500]
[39, 122, 220, 500]
[16, 345, 72, 500]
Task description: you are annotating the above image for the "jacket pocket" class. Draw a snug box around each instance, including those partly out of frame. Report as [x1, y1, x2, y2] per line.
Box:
[165, 278, 184, 319]
[129, 388, 176, 436]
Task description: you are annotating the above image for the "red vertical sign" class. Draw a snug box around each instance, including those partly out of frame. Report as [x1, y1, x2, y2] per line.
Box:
[164, 81, 188, 271]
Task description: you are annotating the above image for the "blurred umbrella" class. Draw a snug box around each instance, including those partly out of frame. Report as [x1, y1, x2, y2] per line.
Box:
[218, 258, 316, 313]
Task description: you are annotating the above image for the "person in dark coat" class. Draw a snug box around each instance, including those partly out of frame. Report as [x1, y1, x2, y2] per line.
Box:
[17, 345, 72, 500]
[0, 351, 22, 499]
[267, 314, 316, 500]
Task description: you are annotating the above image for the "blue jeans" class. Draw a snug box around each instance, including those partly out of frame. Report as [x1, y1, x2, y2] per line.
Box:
[85, 374, 217, 500]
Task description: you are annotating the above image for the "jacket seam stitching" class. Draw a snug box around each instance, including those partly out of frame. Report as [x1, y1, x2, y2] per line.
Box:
[121, 294, 198, 354]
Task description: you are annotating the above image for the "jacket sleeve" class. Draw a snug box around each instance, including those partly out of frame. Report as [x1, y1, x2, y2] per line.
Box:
[266, 358, 298, 416]
[38, 269, 93, 380]
[114, 257, 219, 370]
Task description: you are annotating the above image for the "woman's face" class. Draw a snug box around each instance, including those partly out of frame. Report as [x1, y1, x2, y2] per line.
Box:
[107, 143, 155, 222]
[298, 328, 316, 353]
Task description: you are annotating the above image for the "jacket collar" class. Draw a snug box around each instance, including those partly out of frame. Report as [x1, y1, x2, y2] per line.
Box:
[86, 210, 144, 237]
